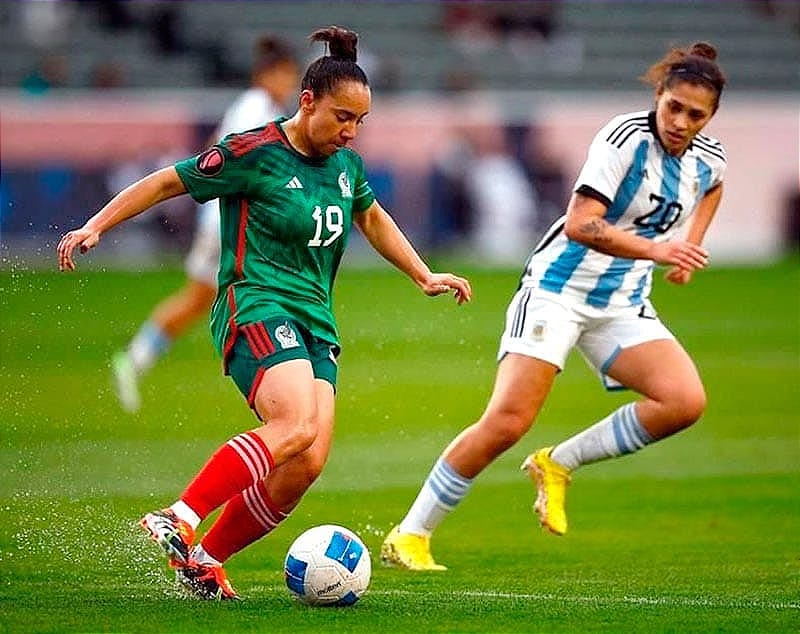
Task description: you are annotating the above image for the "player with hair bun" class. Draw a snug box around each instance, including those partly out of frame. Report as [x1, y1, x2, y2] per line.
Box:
[382, 42, 727, 570]
[58, 26, 471, 599]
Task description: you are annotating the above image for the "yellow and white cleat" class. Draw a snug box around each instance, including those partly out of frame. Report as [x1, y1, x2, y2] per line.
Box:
[521, 447, 571, 536]
[380, 526, 447, 571]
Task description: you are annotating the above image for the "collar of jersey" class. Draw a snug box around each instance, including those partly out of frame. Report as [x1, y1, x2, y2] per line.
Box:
[274, 116, 333, 166]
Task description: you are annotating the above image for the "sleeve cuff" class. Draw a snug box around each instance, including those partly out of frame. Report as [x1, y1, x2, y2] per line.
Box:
[575, 184, 612, 208]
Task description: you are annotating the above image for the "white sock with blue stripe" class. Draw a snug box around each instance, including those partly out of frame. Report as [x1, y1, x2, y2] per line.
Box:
[398, 458, 474, 537]
[551, 403, 653, 471]
[128, 320, 172, 374]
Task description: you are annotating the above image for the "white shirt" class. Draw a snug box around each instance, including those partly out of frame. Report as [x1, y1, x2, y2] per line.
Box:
[522, 110, 726, 308]
[217, 87, 285, 139]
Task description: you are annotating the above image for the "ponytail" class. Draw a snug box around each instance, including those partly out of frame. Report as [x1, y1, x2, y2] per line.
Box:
[301, 26, 368, 96]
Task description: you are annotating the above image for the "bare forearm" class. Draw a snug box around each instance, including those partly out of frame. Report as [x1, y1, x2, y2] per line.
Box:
[563, 190, 708, 270]
[684, 184, 723, 246]
[568, 216, 656, 260]
[357, 206, 430, 284]
[354, 202, 472, 304]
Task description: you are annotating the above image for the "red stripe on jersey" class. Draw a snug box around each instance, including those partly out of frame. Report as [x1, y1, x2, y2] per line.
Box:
[226, 123, 286, 158]
[235, 199, 248, 278]
[253, 322, 276, 354]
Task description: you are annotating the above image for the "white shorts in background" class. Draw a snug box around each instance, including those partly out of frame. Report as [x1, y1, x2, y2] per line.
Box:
[185, 200, 221, 287]
[497, 287, 676, 390]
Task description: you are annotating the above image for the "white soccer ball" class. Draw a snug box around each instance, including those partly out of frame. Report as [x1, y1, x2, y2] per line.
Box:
[284, 524, 371, 606]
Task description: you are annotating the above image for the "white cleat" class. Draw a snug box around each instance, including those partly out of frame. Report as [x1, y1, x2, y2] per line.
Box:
[112, 351, 140, 413]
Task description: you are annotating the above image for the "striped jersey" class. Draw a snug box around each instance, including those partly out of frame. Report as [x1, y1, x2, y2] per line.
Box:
[174, 118, 375, 360]
[522, 110, 726, 308]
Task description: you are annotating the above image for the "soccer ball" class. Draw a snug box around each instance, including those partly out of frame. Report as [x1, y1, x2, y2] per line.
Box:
[284, 524, 371, 606]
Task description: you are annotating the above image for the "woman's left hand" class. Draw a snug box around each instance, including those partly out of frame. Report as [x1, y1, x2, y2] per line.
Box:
[420, 273, 472, 305]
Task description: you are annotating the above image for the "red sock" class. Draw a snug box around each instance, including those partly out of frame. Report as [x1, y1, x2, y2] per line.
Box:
[201, 480, 288, 563]
[181, 431, 274, 518]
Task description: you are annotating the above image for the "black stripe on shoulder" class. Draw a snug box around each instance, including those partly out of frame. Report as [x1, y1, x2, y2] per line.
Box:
[615, 124, 649, 149]
[696, 132, 723, 149]
[606, 115, 648, 145]
[692, 138, 727, 163]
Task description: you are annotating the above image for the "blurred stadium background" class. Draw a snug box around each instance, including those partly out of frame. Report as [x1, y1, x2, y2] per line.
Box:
[1, 0, 798, 268]
[2, 4, 798, 631]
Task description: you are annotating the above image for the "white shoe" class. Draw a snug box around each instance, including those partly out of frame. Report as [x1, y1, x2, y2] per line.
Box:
[112, 351, 140, 413]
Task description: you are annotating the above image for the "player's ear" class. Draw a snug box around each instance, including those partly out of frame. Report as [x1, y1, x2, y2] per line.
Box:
[299, 89, 316, 113]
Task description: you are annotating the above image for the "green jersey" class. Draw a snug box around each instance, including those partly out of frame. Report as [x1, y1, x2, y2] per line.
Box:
[174, 118, 375, 361]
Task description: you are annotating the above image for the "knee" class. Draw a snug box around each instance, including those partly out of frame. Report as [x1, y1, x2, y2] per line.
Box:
[684, 385, 707, 425]
[481, 409, 531, 453]
[670, 384, 707, 430]
[283, 415, 319, 455]
[255, 405, 319, 458]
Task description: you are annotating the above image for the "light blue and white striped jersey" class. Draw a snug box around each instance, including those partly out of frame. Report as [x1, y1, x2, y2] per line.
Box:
[522, 110, 726, 309]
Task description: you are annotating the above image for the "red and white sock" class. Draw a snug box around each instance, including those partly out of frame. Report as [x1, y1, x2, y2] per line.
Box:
[180, 431, 274, 518]
[199, 479, 289, 563]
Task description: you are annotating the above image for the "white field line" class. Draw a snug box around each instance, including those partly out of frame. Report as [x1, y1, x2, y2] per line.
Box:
[369, 589, 800, 611]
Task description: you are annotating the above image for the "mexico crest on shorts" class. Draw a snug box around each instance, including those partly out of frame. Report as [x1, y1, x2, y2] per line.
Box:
[338, 171, 352, 198]
[275, 322, 300, 349]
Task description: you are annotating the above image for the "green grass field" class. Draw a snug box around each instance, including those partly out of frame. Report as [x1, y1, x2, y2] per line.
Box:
[1, 258, 798, 633]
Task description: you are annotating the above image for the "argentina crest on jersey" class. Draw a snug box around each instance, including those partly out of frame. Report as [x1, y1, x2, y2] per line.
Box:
[338, 171, 352, 198]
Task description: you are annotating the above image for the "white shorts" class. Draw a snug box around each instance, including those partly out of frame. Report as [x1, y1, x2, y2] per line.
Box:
[185, 200, 221, 287]
[497, 287, 676, 390]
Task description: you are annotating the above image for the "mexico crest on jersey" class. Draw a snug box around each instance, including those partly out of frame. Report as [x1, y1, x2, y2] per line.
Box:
[338, 171, 352, 198]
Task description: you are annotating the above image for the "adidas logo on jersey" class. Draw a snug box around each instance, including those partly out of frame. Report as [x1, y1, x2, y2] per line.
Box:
[285, 176, 303, 189]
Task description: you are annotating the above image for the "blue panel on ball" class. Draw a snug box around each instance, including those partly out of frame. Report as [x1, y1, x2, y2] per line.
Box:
[324, 531, 363, 572]
[285, 554, 308, 595]
[334, 591, 360, 606]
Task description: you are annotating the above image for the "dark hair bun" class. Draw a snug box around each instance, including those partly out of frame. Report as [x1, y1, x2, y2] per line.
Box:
[309, 26, 358, 62]
[689, 42, 718, 61]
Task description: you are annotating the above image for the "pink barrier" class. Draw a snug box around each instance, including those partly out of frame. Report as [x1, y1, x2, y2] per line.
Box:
[2, 92, 795, 260]
[1, 97, 195, 167]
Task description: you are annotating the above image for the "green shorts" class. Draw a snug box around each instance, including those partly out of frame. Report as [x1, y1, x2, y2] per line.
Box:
[226, 316, 340, 410]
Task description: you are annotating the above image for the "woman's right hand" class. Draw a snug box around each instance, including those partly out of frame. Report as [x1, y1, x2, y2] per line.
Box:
[57, 226, 101, 271]
[649, 240, 708, 272]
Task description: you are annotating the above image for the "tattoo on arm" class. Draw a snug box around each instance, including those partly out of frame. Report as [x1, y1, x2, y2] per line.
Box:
[578, 219, 613, 246]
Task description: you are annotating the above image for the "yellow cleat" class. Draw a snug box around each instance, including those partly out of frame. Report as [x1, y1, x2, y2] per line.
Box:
[521, 447, 571, 536]
[380, 526, 447, 571]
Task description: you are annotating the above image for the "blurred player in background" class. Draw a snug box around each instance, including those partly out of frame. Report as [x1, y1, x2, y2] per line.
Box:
[382, 42, 727, 570]
[58, 26, 472, 599]
[111, 34, 300, 413]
